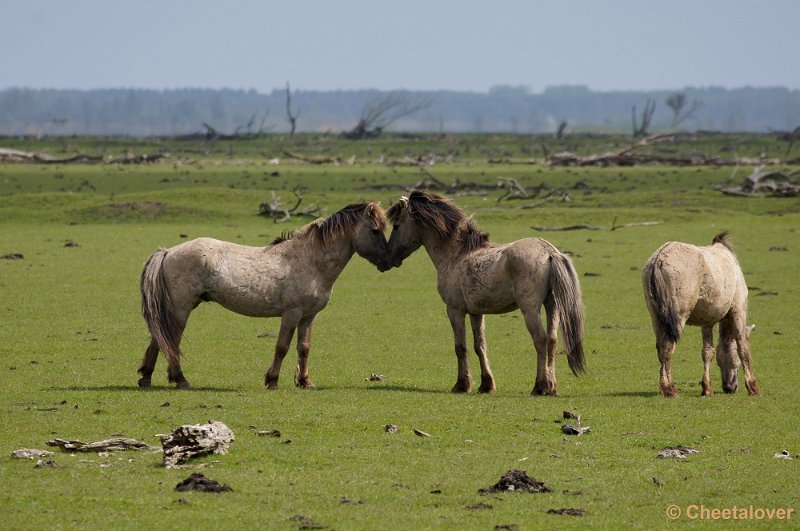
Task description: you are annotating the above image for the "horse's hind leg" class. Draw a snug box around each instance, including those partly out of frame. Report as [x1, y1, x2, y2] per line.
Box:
[522, 303, 556, 396]
[137, 339, 160, 388]
[700, 325, 714, 397]
[294, 315, 317, 389]
[657, 336, 678, 397]
[265, 308, 302, 390]
[447, 307, 472, 393]
[469, 314, 495, 393]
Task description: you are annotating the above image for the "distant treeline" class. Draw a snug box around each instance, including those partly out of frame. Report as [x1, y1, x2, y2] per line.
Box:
[1, 85, 798, 136]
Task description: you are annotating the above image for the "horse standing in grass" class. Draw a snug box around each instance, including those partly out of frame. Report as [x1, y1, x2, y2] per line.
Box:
[138, 202, 389, 390]
[386, 190, 585, 396]
[642, 232, 760, 397]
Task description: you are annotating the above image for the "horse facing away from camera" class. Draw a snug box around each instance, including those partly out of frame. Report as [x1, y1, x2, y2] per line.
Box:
[138, 202, 389, 390]
[642, 231, 760, 397]
[386, 190, 585, 396]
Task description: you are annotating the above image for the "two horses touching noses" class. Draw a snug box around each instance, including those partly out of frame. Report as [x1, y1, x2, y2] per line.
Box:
[138, 190, 759, 398]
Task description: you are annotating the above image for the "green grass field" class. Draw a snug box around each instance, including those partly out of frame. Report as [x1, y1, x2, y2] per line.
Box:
[1, 134, 798, 529]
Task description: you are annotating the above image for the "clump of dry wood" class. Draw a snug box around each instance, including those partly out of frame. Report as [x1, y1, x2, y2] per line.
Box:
[715, 165, 799, 197]
[0, 147, 165, 164]
[258, 187, 320, 222]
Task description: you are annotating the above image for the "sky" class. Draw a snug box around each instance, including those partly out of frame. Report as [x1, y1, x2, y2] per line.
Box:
[2, 0, 799, 94]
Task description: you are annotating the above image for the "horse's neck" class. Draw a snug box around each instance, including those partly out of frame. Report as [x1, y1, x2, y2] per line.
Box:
[420, 232, 458, 272]
[307, 237, 355, 281]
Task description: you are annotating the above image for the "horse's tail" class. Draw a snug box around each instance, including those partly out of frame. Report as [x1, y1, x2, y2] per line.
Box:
[140, 249, 182, 369]
[642, 257, 681, 343]
[549, 252, 586, 376]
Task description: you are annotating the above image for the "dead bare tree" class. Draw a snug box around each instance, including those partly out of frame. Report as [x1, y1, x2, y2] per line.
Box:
[342, 93, 432, 140]
[285, 82, 300, 137]
[665, 92, 702, 128]
[632, 98, 656, 138]
[555, 120, 568, 140]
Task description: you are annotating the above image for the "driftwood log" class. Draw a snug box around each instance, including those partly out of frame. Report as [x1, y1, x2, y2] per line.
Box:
[715, 165, 800, 197]
[159, 421, 235, 468]
[0, 147, 165, 164]
[46, 437, 155, 452]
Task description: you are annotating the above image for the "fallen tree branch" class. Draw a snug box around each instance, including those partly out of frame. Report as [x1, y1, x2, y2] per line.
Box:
[258, 188, 320, 223]
[0, 147, 166, 164]
[282, 150, 345, 165]
[533, 217, 662, 231]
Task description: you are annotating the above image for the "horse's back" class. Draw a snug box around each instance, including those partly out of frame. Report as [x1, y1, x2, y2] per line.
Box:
[643, 240, 743, 326]
[453, 238, 561, 313]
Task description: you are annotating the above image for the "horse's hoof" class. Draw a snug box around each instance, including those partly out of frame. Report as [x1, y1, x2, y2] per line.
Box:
[451, 383, 471, 393]
[746, 383, 761, 396]
[478, 385, 496, 394]
[296, 379, 316, 390]
[660, 387, 679, 398]
[176, 381, 190, 390]
[137, 378, 151, 388]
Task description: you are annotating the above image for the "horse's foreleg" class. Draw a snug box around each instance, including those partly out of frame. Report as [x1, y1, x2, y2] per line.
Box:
[657, 336, 678, 397]
[447, 307, 472, 393]
[469, 314, 495, 393]
[700, 326, 714, 397]
[294, 315, 317, 389]
[265, 309, 302, 390]
[137, 339, 160, 388]
[734, 323, 761, 396]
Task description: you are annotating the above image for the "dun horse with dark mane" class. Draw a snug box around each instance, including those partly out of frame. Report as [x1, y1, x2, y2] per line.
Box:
[386, 190, 585, 395]
[642, 232, 760, 397]
[138, 202, 388, 389]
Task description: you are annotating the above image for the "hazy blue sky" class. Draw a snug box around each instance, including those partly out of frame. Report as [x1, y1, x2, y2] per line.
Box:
[2, 0, 798, 93]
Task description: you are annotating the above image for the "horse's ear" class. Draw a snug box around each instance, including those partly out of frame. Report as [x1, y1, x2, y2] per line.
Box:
[399, 196, 409, 208]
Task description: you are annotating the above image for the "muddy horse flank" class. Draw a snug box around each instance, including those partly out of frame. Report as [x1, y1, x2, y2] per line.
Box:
[386, 190, 585, 396]
[138, 202, 388, 389]
[642, 231, 760, 397]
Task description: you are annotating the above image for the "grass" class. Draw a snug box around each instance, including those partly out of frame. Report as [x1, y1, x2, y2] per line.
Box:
[1, 133, 799, 529]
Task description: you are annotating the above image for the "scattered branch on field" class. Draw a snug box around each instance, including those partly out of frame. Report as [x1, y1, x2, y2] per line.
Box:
[714, 164, 800, 197]
[532, 216, 661, 232]
[258, 187, 320, 223]
[0, 147, 166, 164]
[496, 178, 530, 201]
[159, 421, 235, 468]
[46, 437, 156, 452]
[281, 149, 348, 165]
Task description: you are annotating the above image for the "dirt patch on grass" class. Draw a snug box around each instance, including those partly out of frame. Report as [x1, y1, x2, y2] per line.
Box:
[480, 469, 551, 494]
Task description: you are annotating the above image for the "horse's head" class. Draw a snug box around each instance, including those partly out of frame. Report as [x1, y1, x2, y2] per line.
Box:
[717, 324, 754, 393]
[386, 195, 422, 269]
[352, 202, 390, 272]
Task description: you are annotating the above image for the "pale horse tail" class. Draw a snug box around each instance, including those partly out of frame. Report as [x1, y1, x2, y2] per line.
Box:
[549, 252, 586, 376]
[140, 249, 182, 369]
[642, 258, 681, 344]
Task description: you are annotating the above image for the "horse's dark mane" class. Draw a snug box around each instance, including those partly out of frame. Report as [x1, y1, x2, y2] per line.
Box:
[272, 202, 386, 247]
[712, 231, 734, 252]
[390, 190, 490, 253]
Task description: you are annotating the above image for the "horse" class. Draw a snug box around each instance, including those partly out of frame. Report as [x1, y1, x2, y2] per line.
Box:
[642, 231, 760, 397]
[137, 202, 389, 390]
[386, 190, 585, 396]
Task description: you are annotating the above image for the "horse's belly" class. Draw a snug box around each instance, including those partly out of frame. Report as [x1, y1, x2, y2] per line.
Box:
[463, 285, 517, 314]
